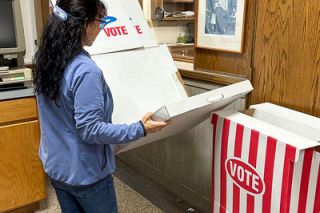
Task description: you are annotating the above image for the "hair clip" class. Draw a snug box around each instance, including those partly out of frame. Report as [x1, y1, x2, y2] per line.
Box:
[53, 5, 68, 21]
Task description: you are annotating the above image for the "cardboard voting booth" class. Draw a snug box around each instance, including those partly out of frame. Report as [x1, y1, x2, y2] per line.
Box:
[85, 0, 253, 153]
[212, 103, 320, 213]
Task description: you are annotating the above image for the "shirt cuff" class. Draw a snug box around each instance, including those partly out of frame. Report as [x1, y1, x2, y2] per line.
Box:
[139, 120, 147, 137]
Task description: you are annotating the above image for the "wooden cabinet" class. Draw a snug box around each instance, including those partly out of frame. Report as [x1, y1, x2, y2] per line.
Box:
[168, 44, 194, 63]
[151, 0, 194, 21]
[0, 97, 45, 212]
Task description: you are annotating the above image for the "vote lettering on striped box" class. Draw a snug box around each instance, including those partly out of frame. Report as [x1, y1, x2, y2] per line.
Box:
[212, 103, 320, 213]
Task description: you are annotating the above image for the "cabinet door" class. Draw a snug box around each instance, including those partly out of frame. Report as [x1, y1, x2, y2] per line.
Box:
[0, 121, 45, 212]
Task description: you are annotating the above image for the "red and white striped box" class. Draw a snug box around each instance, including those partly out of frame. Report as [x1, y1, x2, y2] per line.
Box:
[212, 103, 320, 213]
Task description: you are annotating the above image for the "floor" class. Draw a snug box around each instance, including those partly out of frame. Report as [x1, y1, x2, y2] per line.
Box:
[34, 158, 200, 213]
[114, 159, 199, 213]
[35, 176, 163, 213]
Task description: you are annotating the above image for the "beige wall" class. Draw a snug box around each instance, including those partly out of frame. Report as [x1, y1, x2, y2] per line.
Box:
[150, 25, 187, 44]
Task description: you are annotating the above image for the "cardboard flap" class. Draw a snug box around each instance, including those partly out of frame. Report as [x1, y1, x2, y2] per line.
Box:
[117, 80, 253, 153]
[214, 110, 320, 152]
[250, 103, 320, 142]
[166, 80, 252, 117]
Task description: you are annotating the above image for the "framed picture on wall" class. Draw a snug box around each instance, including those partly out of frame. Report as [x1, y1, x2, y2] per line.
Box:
[196, 0, 247, 53]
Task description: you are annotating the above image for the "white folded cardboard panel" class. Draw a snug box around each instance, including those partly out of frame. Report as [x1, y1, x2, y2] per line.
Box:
[116, 80, 253, 153]
[85, 0, 144, 55]
[92, 45, 188, 124]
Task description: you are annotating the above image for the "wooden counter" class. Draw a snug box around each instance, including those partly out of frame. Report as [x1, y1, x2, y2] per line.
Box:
[175, 61, 247, 85]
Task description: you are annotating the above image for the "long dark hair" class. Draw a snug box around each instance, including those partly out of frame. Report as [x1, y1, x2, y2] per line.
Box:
[33, 0, 106, 102]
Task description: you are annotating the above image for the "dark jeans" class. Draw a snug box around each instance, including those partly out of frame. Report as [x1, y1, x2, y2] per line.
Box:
[50, 175, 118, 213]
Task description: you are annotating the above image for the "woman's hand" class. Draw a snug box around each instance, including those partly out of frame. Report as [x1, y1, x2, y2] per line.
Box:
[140, 112, 170, 134]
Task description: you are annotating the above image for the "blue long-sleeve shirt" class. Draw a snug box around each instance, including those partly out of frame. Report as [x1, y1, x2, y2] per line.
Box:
[36, 50, 145, 185]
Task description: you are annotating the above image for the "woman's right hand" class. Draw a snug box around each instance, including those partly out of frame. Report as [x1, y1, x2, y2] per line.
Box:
[140, 112, 170, 134]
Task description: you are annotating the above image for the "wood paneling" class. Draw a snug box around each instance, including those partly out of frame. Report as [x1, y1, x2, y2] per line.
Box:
[249, 0, 320, 116]
[194, 0, 256, 78]
[0, 121, 45, 212]
[0, 98, 38, 125]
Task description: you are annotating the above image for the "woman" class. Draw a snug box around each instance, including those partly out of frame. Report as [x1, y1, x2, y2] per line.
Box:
[33, 0, 169, 212]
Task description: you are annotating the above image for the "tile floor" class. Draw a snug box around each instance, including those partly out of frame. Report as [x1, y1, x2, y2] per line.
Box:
[35, 176, 163, 213]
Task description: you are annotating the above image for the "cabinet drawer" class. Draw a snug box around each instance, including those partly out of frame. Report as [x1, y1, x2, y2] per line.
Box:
[0, 97, 38, 125]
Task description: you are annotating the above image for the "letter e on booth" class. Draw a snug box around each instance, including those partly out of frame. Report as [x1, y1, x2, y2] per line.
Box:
[225, 158, 265, 195]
